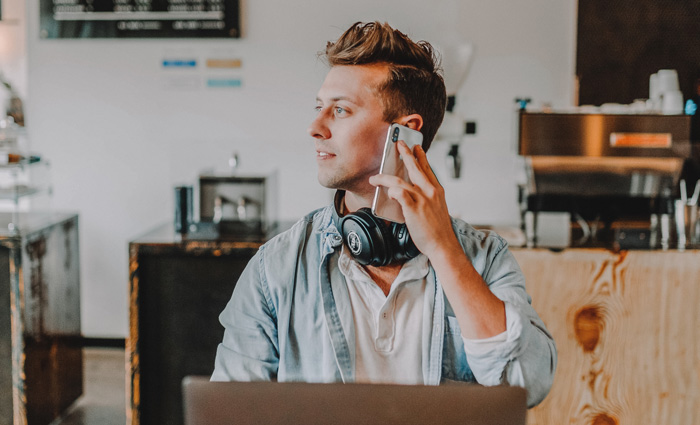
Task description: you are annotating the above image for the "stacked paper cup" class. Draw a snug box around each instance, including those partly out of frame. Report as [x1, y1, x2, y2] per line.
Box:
[649, 69, 684, 114]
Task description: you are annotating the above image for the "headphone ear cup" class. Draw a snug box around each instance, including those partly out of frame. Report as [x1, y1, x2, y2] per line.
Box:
[389, 222, 420, 263]
[340, 208, 392, 266]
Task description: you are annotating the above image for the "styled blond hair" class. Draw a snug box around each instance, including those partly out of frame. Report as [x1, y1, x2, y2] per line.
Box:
[324, 21, 447, 151]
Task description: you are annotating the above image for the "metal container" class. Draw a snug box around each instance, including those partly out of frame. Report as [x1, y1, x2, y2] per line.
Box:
[174, 185, 194, 234]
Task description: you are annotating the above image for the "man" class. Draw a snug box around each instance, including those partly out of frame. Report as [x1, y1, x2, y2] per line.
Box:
[212, 21, 556, 407]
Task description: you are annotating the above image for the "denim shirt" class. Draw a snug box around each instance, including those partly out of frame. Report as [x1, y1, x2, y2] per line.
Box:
[212, 203, 557, 407]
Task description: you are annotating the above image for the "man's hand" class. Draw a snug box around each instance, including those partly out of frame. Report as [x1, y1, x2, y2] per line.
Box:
[369, 140, 506, 339]
[368, 140, 461, 259]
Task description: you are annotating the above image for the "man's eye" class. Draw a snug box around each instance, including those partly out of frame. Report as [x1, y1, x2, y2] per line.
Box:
[314, 105, 322, 113]
[335, 107, 346, 115]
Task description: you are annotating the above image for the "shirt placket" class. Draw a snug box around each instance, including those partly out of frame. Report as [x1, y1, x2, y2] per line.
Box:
[374, 292, 397, 352]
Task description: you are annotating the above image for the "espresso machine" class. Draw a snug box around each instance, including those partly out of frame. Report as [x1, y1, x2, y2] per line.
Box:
[198, 171, 278, 236]
[518, 111, 698, 249]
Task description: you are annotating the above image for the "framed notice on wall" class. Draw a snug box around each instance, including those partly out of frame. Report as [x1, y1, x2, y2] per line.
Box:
[39, 0, 240, 39]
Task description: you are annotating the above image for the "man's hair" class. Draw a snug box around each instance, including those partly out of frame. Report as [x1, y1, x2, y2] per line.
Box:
[324, 21, 447, 151]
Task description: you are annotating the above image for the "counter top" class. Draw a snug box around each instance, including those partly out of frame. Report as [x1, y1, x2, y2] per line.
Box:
[131, 221, 699, 254]
[129, 221, 295, 253]
[0, 211, 79, 238]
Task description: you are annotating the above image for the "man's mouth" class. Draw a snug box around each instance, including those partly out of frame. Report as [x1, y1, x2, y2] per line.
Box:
[317, 151, 336, 159]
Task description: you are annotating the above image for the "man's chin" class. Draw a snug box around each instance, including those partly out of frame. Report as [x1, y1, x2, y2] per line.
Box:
[317, 177, 342, 190]
[318, 172, 376, 195]
[317, 172, 342, 190]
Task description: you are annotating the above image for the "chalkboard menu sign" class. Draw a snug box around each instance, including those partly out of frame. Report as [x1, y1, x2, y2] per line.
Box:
[39, 0, 240, 38]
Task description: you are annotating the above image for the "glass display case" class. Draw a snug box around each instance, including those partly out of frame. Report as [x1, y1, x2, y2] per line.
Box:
[0, 117, 52, 234]
[0, 157, 52, 234]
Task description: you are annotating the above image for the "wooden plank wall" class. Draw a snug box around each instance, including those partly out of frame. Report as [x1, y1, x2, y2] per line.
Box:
[512, 249, 700, 425]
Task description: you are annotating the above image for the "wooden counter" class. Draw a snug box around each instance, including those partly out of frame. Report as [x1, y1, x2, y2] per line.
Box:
[128, 223, 699, 425]
[512, 248, 700, 425]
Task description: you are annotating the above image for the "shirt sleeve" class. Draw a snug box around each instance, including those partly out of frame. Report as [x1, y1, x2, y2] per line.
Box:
[464, 241, 557, 408]
[462, 330, 507, 355]
[211, 247, 280, 382]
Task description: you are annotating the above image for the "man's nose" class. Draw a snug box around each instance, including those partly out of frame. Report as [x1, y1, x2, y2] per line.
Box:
[308, 112, 330, 140]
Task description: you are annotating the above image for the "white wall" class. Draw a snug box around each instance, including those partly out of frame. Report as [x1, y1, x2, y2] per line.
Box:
[0, 0, 27, 98]
[16, 0, 577, 337]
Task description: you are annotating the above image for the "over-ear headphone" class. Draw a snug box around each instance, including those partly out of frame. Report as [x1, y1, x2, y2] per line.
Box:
[340, 208, 420, 267]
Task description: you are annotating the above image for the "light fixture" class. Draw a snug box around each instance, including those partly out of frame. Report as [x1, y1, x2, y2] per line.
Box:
[435, 41, 475, 179]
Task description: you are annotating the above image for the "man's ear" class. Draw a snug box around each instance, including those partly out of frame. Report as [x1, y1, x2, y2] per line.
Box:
[398, 114, 423, 131]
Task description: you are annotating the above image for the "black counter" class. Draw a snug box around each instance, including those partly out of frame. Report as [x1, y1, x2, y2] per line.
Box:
[127, 221, 291, 425]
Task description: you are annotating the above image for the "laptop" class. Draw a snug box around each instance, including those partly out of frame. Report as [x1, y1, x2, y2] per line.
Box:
[182, 376, 527, 425]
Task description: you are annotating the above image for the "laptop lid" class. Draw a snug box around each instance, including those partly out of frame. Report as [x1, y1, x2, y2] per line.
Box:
[182, 376, 527, 425]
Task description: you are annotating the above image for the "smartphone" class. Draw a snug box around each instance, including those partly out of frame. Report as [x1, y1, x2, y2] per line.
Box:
[371, 123, 424, 223]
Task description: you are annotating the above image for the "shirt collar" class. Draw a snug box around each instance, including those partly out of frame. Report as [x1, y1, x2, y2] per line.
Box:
[338, 244, 429, 286]
[314, 190, 345, 240]
[332, 190, 346, 229]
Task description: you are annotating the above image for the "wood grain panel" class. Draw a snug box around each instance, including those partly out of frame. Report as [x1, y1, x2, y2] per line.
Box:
[512, 249, 700, 425]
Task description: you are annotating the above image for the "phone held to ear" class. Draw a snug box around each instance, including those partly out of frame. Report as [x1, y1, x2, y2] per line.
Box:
[339, 123, 422, 266]
[371, 123, 423, 223]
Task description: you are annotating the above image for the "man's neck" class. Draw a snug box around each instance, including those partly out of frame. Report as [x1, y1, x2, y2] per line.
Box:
[343, 190, 373, 214]
[364, 263, 402, 296]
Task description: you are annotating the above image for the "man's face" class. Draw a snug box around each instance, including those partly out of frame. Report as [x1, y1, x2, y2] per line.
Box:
[308, 64, 391, 197]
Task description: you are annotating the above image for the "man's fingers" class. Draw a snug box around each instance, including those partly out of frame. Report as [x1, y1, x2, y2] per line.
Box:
[396, 141, 432, 189]
[369, 173, 414, 191]
[387, 185, 417, 208]
[412, 145, 441, 187]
